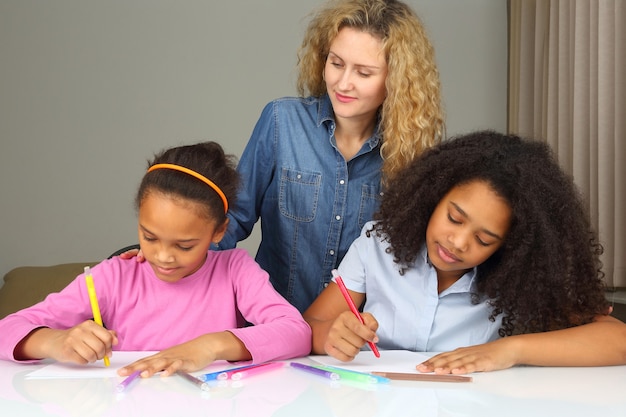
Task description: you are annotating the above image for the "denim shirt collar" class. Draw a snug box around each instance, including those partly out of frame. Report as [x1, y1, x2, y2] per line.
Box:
[317, 94, 382, 150]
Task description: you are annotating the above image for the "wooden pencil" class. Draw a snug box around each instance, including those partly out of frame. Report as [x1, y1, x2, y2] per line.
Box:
[370, 372, 472, 383]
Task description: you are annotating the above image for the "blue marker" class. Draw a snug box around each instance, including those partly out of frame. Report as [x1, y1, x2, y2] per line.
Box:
[200, 364, 257, 381]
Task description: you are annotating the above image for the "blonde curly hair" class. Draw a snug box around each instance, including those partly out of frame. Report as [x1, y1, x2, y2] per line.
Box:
[297, 0, 445, 183]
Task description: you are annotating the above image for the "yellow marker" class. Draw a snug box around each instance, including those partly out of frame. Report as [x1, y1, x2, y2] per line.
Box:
[84, 266, 110, 367]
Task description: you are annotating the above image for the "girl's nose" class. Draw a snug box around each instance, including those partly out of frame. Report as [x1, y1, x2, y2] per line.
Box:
[155, 246, 175, 263]
[448, 231, 470, 253]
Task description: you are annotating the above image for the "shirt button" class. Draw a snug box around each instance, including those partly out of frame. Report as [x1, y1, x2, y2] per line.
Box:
[329, 250, 335, 255]
[339, 179, 345, 185]
[335, 215, 341, 221]
[324, 283, 329, 288]
[297, 174, 302, 179]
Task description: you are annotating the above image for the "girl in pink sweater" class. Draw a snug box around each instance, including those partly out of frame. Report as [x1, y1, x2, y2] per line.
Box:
[0, 141, 311, 378]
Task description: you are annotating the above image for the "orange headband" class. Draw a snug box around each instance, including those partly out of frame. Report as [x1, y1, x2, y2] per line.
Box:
[147, 163, 228, 213]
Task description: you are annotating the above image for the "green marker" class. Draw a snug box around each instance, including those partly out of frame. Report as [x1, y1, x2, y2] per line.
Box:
[310, 364, 390, 384]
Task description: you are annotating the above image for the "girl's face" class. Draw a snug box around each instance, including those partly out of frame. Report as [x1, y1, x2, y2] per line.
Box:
[324, 26, 388, 124]
[137, 192, 227, 283]
[426, 180, 512, 284]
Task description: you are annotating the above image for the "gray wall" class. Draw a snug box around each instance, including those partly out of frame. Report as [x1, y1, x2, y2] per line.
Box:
[0, 0, 507, 284]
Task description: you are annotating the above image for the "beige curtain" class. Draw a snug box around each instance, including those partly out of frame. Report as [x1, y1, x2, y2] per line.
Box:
[508, 0, 625, 288]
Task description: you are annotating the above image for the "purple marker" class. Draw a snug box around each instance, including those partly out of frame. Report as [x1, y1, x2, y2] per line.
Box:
[290, 362, 340, 380]
[116, 370, 141, 393]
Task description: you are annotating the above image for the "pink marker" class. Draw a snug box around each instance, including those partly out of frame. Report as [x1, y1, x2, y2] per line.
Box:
[332, 269, 380, 358]
[230, 362, 284, 381]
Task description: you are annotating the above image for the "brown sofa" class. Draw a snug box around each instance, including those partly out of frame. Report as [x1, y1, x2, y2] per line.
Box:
[0, 262, 97, 320]
[0, 245, 139, 320]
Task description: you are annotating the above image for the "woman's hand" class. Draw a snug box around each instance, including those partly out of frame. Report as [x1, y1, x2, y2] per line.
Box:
[118, 248, 145, 262]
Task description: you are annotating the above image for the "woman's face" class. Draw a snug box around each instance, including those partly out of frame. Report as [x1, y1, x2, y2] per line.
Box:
[138, 192, 227, 283]
[324, 26, 388, 125]
[426, 180, 512, 283]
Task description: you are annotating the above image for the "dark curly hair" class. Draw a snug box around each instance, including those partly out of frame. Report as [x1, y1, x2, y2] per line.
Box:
[371, 130, 609, 336]
[136, 141, 240, 224]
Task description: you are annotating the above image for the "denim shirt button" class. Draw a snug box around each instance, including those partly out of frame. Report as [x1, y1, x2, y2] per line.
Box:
[329, 250, 335, 255]
[335, 215, 341, 221]
[339, 179, 345, 185]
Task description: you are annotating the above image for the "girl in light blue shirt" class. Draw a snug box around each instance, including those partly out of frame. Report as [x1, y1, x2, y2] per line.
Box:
[305, 130, 626, 374]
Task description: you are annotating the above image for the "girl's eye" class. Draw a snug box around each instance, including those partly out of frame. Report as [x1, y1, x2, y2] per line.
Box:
[143, 236, 156, 242]
[447, 213, 461, 224]
[177, 246, 193, 252]
[476, 237, 490, 247]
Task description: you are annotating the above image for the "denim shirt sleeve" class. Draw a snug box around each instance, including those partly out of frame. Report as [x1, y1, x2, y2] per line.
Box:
[219, 101, 277, 249]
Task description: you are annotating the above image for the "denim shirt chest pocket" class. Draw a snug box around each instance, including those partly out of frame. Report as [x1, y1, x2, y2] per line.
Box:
[358, 183, 383, 230]
[279, 168, 321, 222]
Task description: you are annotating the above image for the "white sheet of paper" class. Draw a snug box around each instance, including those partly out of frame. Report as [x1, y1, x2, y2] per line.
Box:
[309, 350, 434, 373]
[25, 351, 158, 379]
[25, 351, 251, 379]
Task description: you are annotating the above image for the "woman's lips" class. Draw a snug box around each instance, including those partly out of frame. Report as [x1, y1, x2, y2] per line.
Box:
[335, 92, 356, 103]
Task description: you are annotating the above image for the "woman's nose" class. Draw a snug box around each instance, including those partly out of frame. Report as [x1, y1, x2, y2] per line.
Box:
[337, 70, 353, 90]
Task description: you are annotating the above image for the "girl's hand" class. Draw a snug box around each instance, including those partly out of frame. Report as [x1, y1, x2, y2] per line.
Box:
[117, 332, 251, 378]
[16, 321, 118, 364]
[416, 338, 517, 374]
[324, 311, 379, 362]
[118, 248, 145, 262]
[118, 341, 215, 378]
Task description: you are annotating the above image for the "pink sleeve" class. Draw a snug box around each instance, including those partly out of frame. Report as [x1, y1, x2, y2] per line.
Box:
[0, 265, 107, 362]
[225, 251, 311, 363]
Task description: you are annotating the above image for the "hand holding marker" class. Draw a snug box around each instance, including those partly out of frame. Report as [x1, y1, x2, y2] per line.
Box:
[84, 266, 110, 367]
[332, 269, 380, 358]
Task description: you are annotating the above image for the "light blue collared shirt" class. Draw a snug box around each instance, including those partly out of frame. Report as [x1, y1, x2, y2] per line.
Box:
[337, 221, 502, 352]
[218, 95, 383, 313]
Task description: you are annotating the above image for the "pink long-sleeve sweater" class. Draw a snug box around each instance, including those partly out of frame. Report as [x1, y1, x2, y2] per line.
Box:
[0, 249, 311, 363]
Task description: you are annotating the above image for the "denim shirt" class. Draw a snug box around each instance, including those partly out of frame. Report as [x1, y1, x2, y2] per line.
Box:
[218, 95, 383, 312]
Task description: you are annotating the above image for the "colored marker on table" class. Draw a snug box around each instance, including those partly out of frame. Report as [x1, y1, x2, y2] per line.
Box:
[290, 362, 340, 380]
[312, 364, 390, 384]
[332, 269, 380, 358]
[84, 266, 110, 367]
[178, 372, 212, 392]
[200, 364, 256, 381]
[116, 370, 141, 393]
[230, 361, 284, 380]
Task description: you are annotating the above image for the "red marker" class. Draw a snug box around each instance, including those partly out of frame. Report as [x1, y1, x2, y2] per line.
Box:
[332, 269, 380, 358]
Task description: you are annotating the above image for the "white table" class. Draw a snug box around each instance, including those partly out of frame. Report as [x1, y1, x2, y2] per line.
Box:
[0, 356, 624, 417]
